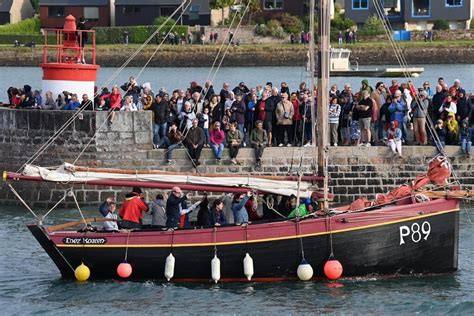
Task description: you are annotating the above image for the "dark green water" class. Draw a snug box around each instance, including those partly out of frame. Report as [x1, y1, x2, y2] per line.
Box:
[1, 206, 473, 315]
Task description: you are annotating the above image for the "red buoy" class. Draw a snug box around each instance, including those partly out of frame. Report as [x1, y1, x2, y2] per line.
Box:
[117, 262, 133, 278]
[324, 259, 343, 280]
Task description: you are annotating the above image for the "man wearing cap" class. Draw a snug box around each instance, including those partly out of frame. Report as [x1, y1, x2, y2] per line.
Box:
[411, 91, 429, 145]
[119, 187, 149, 229]
[233, 82, 249, 96]
[165, 186, 188, 229]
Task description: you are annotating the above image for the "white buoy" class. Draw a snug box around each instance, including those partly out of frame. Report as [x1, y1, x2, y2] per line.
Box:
[211, 255, 221, 283]
[243, 253, 254, 281]
[297, 259, 314, 281]
[164, 253, 175, 281]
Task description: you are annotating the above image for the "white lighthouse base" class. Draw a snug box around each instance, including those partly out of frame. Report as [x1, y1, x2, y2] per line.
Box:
[42, 80, 95, 107]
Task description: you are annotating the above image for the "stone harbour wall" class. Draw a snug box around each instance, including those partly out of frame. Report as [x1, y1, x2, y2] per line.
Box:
[0, 109, 473, 208]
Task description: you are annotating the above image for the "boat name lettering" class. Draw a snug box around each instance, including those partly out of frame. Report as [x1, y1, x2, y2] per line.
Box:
[399, 221, 431, 245]
[63, 237, 107, 245]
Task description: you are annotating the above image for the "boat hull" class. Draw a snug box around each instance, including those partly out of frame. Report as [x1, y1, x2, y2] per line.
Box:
[28, 198, 459, 281]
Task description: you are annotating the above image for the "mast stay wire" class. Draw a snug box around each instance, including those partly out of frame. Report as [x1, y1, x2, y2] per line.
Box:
[72, 1, 193, 165]
[372, 0, 460, 185]
[16, 0, 191, 174]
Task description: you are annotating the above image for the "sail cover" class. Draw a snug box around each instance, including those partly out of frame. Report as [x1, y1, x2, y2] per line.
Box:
[22, 163, 314, 197]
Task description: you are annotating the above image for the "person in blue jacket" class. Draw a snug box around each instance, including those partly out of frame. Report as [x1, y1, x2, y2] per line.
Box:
[231, 191, 252, 225]
[165, 186, 188, 229]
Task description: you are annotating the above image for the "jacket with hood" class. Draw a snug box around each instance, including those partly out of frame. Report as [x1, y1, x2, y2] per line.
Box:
[119, 193, 149, 224]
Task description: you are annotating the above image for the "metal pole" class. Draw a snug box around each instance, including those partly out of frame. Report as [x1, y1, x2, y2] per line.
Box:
[316, 0, 330, 210]
[309, 0, 316, 147]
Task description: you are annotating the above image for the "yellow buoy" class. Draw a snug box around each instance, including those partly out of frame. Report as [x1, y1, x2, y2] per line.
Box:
[75, 262, 90, 282]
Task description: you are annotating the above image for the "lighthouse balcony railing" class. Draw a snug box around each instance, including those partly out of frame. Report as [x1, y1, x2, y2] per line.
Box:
[42, 29, 96, 65]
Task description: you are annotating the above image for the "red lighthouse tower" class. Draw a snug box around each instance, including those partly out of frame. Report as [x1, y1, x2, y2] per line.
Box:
[41, 15, 99, 103]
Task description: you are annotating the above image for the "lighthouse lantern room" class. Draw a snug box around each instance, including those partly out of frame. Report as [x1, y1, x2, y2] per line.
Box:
[41, 15, 99, 104]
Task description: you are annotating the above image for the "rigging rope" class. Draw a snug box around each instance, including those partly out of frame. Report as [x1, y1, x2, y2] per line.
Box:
[17, 0, 190, 173]
[7, 184, 38, 218]
[372, 0, 461, 186]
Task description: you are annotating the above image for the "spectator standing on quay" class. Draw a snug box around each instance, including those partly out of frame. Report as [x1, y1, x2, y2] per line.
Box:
[150, 93, 170, 149]
[460, 119, 472, 157]
[328, 96, 341, 146]
[276, 92, 294, 147]
[356, 90, 373, 146]
[185, 118, 205, 166]
[411, 91, 429, 145]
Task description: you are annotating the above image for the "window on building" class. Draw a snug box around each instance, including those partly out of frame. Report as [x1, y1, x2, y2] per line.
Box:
[123, 6, 141, 14]
[160, 6, 179, 17]
[264, 0, 284, 10]
[383, 0, 401, 17]
[84, 7, 99, 22]
[445, 0, 462, 7]
[189, 4, 200, 21]
[412, 0, 430, 17]
[352, 0, 368, 10]
[48, 6, 64, 17]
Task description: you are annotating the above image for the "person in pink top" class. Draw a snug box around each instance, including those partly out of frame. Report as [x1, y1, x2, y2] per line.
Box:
[209, 121, 225, 163]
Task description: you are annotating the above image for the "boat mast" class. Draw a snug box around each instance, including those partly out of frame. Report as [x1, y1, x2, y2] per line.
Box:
[315, 0, 330, 210]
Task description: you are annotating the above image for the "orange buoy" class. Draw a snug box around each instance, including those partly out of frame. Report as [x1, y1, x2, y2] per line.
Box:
[117, 261, 133, 278]
[324, 259, 343, 280]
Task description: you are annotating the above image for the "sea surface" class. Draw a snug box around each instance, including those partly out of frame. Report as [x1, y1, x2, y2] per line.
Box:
[0, 64, 473, 102]
[0, 206, 473, 315]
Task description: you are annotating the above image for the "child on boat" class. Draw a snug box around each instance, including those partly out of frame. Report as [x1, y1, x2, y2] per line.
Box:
[103, 201, 119, 231]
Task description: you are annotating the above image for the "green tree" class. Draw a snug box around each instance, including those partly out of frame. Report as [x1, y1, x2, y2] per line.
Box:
[210, 0, 235, 24]
[30, 0, 39, 13]
[433, 19, 449, 30]
[360, 15, 385, 36]
[153, 16, 176, 26]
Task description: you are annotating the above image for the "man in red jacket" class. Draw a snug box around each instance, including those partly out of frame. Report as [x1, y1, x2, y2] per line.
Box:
[119, 187, 149, 229]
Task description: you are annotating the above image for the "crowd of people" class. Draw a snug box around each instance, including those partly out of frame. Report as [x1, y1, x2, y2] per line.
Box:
[3, 76, 474, 165]
[99, 186, 321, 231]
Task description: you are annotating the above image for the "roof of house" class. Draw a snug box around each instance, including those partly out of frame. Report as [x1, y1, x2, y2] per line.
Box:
[39, 0, 109, 5]
[0, 0, 13, 13]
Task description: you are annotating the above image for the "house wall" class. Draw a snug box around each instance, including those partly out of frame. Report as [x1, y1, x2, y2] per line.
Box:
[344, 0, 472, 29]
[39, 6, 110, 28]
[9, 0, 35, 24]
[258, 0, 306, 18]
[0, 12, 9, 24]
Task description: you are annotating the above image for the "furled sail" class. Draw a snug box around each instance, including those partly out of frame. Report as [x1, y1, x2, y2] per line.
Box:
[21, 163, 315, 197]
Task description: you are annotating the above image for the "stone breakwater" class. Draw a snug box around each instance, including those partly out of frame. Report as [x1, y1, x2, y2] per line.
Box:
[0, 109, 472, 207]
[1, 45, 474, 67]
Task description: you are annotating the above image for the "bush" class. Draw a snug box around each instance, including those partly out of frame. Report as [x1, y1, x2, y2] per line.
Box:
[471, 20, 474, 29]
[0, 33, 47, 44]
[153, 16, 176, 26]
[359, 15, 385, 36]
[93, 25, 188, 44]
[266, 19, 286, 38]
[270, 13, 304, 35]
[0, 17, 41, 34]
[255, 24, 268, 36]
[433, 19, 449, 30]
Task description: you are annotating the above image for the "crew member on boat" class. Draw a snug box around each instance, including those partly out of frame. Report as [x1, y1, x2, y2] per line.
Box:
[99, 196, 115, 217]
[165, 186, 189, 229]
[232, 191, 252, 225]
[148, 193, 167, 227]
[119, 187, 149, 229]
